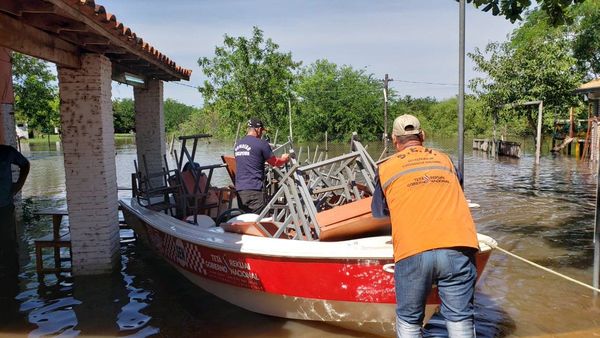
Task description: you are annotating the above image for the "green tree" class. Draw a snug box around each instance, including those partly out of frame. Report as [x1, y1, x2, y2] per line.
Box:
[390, 96, 491, 137]
[389, 96, 437, 133]
[198, 27, 301, 138]
[178, 108, 216, 136]
[112, 98, 134, 133]
[11, 53, 59, 138]
[294, 60, 384, 142]
[571, 0, 600, 78]
[112, 98, 200, 134]
[469, 0, 584, 25]
[509, 2, 600, 79]
[509, 8, 566, 48]
[164, 98, 199, 133]
[469, 36, 582, 136]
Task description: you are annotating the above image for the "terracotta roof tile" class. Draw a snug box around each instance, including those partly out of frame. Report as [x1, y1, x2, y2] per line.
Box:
[64, 0, 191, 80]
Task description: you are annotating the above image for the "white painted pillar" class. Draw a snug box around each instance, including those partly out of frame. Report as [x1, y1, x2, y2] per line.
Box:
[57, 53, 119, 275]
[0, 47, 16, 147]
[134, 79, 165, 176]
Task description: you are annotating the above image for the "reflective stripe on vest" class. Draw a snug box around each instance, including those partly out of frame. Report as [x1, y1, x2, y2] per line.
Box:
[377, 146, 479, 261]
[381, 165, 454, 191]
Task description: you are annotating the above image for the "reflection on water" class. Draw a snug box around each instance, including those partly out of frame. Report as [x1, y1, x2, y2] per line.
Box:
[3, 136, 600, 337]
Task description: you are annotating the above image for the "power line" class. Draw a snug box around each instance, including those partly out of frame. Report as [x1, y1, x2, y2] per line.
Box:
[167, 78, 458, 93]
[170, 82, 199, 89]
[393, 79, 458, 87]
[168, 78, 457, 90]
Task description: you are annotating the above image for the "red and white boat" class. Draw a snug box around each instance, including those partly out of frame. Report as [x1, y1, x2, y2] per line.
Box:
[119, 197, 495, 336]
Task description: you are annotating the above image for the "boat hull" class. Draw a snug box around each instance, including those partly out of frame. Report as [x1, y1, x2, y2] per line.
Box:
[120, 198, 493, 336]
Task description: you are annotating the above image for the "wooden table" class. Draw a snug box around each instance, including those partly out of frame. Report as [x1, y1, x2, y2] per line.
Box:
[34, 207, 68, 240]
[33, 207, 70, 273]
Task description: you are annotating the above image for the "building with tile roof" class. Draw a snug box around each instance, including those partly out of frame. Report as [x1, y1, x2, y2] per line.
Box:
[0, 0, 192, 275]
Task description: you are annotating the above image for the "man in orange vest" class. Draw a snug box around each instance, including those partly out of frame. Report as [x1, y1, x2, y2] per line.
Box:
[371, 114, 479, 338]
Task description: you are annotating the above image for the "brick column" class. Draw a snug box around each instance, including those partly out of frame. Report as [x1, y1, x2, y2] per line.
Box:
[0, 47, 16, 146]
[134, 79, 165, 176]
[58, 53, 119, 275]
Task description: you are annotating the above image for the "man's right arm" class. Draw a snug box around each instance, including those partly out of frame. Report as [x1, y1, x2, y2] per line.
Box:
[266, 153, 289, 167]
[371, 170, 389, 218]
[262, 140, 289, 167]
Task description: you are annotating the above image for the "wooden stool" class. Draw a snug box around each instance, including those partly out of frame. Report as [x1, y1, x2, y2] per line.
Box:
[34, 232, 72, 273]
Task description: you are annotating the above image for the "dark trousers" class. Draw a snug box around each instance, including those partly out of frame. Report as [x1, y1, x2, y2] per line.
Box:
[0, 204, 20, 325]
[237, 190, 266, 214]
[0, 204, 18, 277]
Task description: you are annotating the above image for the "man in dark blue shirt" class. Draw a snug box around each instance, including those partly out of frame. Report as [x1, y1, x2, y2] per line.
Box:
[0, 144, 29, 276]
[234, 118, 289, 213]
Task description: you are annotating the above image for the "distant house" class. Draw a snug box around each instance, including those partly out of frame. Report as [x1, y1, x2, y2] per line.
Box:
[575, 78, 600, 161]
[576, 78, 600, 116]
[16, 123, 29, 139]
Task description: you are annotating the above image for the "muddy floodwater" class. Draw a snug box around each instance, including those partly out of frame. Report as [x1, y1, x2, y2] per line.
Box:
[2, 136, 600, 337]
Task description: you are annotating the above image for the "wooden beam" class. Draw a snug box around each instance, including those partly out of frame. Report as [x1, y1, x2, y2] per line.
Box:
[116, 60, 152, 67]
[60, 31, 110, 46]
[107, 53, 140, 62]
[0, 0, 56, 16]
[47, 0, 186, 80]
[83, 44, 127, 55]
[22, 12, 88, 34]
[0, 13, 80, 68]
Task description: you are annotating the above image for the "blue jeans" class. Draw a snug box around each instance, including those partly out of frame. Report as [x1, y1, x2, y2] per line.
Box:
[394, 248, 476, 338]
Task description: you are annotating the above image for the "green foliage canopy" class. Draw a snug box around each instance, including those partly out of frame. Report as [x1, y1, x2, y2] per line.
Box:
[468, 0, 585, 25]
[571, 0, 600, 78]
[390, 96, 491, 137]
[198, 27, 301, 138]
[469, 35, 582, 135]
[11, 53, 59, 137]
[164, 98, 199, 133]
[509, 2, 600, 80]
[293, 60, 384, 142]
[112, 98, 134, 133]
[112, 97, 199, 134]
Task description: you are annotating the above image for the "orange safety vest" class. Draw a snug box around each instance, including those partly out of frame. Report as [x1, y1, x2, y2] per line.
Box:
[378, 145, 479, 262]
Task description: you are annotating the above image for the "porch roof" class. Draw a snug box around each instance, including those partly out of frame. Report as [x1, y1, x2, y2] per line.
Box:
[575, 78, 600, 95]
[0, 0, 191, 82]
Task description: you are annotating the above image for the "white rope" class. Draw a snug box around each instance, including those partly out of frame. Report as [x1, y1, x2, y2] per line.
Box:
[479, 238, 600, 293]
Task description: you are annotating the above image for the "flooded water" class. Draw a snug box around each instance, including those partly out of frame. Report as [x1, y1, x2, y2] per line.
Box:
[3, 136, 600, 337]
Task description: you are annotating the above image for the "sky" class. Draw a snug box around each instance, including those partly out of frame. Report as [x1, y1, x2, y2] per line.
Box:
[99, 0, 518, 107]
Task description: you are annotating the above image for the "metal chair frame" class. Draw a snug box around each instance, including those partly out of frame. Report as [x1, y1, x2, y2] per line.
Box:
[247, 138, 377, 241]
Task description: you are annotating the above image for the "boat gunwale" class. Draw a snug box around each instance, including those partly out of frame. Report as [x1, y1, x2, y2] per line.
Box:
[119, 197, 494, 260]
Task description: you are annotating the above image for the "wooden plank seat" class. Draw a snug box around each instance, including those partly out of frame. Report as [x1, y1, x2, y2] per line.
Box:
[34, 232, 72, 273]
[220, 198, 389, 241]
[221, 155, 243, 208]
[315, 197, 391, 241]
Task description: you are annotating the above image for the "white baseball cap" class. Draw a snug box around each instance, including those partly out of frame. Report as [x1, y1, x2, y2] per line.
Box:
[392, 114, 421, 136]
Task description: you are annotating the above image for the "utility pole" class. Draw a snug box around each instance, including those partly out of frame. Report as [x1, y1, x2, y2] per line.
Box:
[287, 80, 293, 141]
[383, 73, 393, 150]
[458, 0, 466, 186]
[288, 96, 293, 141]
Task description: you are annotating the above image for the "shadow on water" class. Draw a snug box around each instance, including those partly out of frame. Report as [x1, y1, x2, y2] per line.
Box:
[0, 199, 152, 337]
